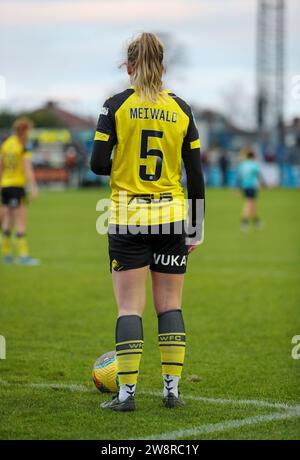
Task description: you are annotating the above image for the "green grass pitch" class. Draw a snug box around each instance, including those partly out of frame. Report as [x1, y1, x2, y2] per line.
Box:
[0, 188, 299, 440]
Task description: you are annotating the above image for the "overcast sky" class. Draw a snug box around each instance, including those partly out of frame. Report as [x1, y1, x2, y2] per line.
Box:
[0, 0, 299, 126]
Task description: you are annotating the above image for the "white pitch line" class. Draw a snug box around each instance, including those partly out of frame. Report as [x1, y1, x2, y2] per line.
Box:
[1, 379, 299, 439]
[0, 380, 93, 393]
[138, 407, 300, 440]
[0, 380, 297, 410]
[139, 390, 292, 410]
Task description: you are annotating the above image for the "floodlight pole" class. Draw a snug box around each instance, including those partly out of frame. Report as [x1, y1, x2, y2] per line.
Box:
[256, 0, 285, 162]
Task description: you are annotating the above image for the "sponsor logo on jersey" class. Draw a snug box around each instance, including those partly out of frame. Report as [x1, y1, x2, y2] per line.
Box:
[128, 192, 173, 205]
[100, 106, 109, 116]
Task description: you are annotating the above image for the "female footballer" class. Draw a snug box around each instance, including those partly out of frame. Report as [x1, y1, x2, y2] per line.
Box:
[91, 33, 205, 411]
[238, 148, 262, 231]
[0, 117, 39, 265]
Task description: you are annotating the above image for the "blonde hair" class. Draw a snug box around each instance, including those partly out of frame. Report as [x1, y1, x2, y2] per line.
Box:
[13, 116, 33, 133]
[127, 32, 164, 103]
[240, 145, 256, 161]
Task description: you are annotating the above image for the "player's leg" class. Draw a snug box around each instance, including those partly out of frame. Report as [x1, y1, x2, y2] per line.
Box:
[249, 198, 255, 219]
[1, 205, 14, 263]
[249, 193, 262, 229]
[241, 191, 251, 231]
[14, 199, 39, 265]
[101, 267, 148, 411]
[14, 203, 29, 260]
[152, 271, 184, 315]
[113, 267, 147, 401]
[150, 225, 188, 408]
[151, 272, 186, 407]
[101, 230, 151, 411]
[114, 266, 147, 398]
[112, 266, 148, 317]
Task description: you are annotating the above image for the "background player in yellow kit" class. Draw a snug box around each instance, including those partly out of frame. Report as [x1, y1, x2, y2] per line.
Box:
[91, 33, 205, 411]
[0, 117, 39, 265]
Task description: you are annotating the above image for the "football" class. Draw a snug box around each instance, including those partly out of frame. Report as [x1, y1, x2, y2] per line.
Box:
[93, 351, 119, 393]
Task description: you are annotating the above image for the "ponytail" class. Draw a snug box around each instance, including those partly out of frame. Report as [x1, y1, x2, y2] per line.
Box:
[127, 32, 164, 103]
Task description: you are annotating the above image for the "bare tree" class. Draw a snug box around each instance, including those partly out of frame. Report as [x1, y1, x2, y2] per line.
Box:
[220, 81, 256, 130]
[156, 32, 188, 72]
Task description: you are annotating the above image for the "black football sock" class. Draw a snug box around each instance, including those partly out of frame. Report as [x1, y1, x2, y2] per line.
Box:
[115, 315, 143, 401]
[158, 309, 186, 397]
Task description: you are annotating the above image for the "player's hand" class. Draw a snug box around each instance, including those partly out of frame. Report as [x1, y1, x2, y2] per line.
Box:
[187, 241, 202, 254]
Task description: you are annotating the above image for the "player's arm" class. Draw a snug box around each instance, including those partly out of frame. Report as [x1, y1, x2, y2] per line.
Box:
[0, 142, 4, 184]
[23, 153, 38, 199]
[182, 109, 205, 252]
[90, 100, 116, 175]
[0, 151, 3, 184]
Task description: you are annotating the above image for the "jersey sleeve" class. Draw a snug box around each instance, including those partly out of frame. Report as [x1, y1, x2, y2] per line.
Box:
[182, 107, 205, 244]
[91, 99, 117, 175]
[184, 109, 201, 151]
[94, 98, 117, 144]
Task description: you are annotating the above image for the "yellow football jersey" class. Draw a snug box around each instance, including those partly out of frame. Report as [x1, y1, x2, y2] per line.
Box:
[94, 87, 201, 226]
[0, 135, 31, 188]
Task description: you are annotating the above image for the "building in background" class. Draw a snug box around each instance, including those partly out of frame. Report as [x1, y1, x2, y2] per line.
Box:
[0, 101, 98, 188]
[193, 107, 299, 188]
[1, 101, 299, 189]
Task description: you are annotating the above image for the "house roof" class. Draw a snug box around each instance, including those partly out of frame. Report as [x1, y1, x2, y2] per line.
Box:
[33, 101, 95, 130]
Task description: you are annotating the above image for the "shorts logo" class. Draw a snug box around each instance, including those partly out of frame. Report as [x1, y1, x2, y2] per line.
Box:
[9, 198, 19, 208]
[112, 259, 119, 270]
[111, 259, 125, 271]
[100, 107, 109, 116]
[153, 253, 187, 267]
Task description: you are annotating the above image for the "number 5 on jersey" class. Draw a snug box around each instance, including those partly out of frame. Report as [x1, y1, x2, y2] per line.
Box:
[139, 129, 164, 182]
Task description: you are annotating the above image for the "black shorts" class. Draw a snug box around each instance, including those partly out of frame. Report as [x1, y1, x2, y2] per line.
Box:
[108, 221, 189, 274]
[243, 188, 258, 199]
[1, 187, 27, 208]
